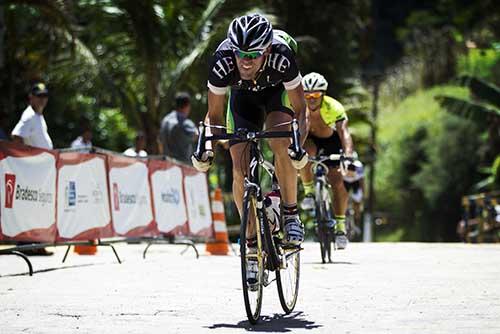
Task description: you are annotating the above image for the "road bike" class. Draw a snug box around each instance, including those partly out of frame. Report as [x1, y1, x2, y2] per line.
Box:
[194, 119, 303, 324]
[307, 153, 346, 263]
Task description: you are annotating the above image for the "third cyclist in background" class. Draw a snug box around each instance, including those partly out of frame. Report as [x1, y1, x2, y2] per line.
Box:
[344, 156, 365, 238]
[299, 72, 355, 250]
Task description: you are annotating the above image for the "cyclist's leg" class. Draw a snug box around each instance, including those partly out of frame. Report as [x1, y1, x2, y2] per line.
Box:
[265, 111, 295, 203]
[230, 143, 253, 229]
[328, 168, 348, 225]
[351, 186, 364, 230]
[299, 139, 318, 209]
[315, 132, 349, 248]
[227, 88, 266, 236]
[264, 86, 303, 244]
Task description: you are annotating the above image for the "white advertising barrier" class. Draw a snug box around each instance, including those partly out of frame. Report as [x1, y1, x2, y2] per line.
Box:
[148, 160, 189, 236]
[182, 166, 213, 238]
[56, 152, 113, 241]
[108, 155, 157, 237]
[0, 142, 57, 242]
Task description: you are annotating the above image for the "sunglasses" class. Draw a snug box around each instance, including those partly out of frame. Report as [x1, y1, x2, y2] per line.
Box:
[304, 92, 323, 99]
[234, 49, 264, 60]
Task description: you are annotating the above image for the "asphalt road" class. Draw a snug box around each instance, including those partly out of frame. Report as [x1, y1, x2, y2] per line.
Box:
[1, 242, 499, 333]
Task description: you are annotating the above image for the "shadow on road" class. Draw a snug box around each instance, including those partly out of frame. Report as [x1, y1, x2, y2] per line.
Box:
[0, 263, 101, 278]
[303, 261, 357, 265]
[206, 311, 322, 332]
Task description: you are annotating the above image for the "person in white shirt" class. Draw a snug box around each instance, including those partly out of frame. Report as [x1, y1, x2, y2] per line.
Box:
[11, 82, 54, 256]
[11, 82, 53, 149]
[71, 123, 93, 150]
[123, 132, 148, 157]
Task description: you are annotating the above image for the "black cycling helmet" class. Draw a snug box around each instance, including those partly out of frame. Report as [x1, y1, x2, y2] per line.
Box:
[227, 14, 273, 52]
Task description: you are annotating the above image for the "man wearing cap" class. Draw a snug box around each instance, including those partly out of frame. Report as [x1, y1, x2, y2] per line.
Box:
[11, 82, 53, 256]
[11, 82, 53, 149]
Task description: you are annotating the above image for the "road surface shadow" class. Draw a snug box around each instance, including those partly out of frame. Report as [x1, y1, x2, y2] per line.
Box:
[206, 311, 322, 332]
[0, 263, 100, 278]
[304, 261, 357, 265]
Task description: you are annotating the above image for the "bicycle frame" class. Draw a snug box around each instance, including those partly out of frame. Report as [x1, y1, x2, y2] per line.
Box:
[195, 120, 303, 271]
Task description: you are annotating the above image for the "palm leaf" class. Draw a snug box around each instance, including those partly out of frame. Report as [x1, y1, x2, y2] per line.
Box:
[435, 95, 500, 123]
[459, 75, 500, 109]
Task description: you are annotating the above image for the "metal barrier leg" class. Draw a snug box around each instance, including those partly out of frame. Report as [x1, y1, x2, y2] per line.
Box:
[62, 245, 71, 263]
[1, 250, 34, 276]
[175, 240, 199, 259]
[98, 241, 122, 264]
[142, 238, 199, 259]
[143, 243, 153, 259]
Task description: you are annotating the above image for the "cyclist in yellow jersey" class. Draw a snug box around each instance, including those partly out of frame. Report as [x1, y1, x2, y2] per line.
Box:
[300, 72, 355, 249]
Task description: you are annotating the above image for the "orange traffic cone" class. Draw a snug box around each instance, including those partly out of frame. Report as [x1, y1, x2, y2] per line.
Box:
[74, 240, 98, 255]
[206, 188, 230, 255]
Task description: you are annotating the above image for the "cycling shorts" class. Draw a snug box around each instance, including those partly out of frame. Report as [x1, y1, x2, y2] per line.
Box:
[344, 179, 363, 201]
[226, 84, 293, 146]
[309, 132, 342, 167]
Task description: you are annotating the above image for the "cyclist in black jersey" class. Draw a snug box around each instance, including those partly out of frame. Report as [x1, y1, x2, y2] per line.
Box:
[192, 14, 309, 248]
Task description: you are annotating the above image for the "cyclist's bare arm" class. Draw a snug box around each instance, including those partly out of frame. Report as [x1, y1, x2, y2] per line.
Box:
[286, 85, 309, 144]
[335, 119, 353, 156]
[206, 90, 226, 127]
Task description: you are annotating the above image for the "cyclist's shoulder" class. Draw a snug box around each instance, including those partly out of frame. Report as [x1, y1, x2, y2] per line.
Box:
[271, 30, 298, 54]
[322, 96, 345, 112]
[209, 39, 237, 85]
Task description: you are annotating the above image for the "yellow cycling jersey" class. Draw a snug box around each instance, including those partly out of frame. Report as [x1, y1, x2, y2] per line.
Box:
[318, 95, 347, 127]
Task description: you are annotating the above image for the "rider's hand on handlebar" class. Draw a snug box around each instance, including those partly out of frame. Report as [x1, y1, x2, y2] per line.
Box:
[191, 150, 214, 172]
[287, 145, 309, 170]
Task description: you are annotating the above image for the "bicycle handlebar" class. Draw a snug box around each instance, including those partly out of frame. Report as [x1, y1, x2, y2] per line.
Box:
[193, 119, 302, 160]
[308, 151, 353, 175]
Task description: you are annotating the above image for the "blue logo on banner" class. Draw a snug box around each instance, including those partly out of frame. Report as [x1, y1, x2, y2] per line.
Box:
[161, 188, 180, 205]
[68, 181, 76, 206]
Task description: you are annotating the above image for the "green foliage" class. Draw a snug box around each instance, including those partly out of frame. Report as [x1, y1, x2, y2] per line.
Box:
[457, 48, 500, 82]
[376, 85, 484, 241]
[494, 156, 500, 187]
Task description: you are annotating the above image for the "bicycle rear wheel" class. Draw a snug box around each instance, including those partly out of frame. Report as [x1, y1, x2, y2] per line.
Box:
[240, 188, 264, 324]
[315, 181, 332, 263]
[276, 246, 300, 313]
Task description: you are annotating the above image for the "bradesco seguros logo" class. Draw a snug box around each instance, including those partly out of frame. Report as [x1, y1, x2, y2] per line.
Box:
[4, 173, 53, 208]
[112, 182, 147, 212]
[5, 174, 16, 208]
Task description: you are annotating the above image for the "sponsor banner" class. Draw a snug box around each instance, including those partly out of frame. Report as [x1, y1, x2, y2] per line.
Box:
[148, 160, 189, 236]
[56, 152, 113, 241]
[0, 142, 57, 242]
[108, 155, 157, 237]
[182, 166, 213, 238]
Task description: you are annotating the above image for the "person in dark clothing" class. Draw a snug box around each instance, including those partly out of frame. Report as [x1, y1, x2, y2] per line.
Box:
[160, 92, 197, 164]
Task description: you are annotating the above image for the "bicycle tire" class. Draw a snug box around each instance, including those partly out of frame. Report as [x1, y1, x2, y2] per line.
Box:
[240, 189, 264, 324]
[276, 247, 300, 313]
[315, 180, 332, 263]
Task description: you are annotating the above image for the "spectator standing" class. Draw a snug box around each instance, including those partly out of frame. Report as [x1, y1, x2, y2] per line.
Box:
[11, 82, 53, 149]
[124, 131, 148, 157]
[11, 81, 53, 256]
[160, 92, 197, 164]
[71, 122, 93, 149]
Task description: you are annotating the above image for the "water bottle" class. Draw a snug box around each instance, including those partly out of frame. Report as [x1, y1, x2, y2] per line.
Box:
[264, 189, 281, 233]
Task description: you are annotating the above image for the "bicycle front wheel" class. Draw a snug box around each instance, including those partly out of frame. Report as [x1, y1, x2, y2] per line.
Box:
[315, 181, 332, 263]
[276, 246, 300, 313]
[240, 188, 264, 324]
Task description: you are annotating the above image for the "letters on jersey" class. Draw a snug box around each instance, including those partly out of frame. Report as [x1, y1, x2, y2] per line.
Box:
[208, 35, 301, 93]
